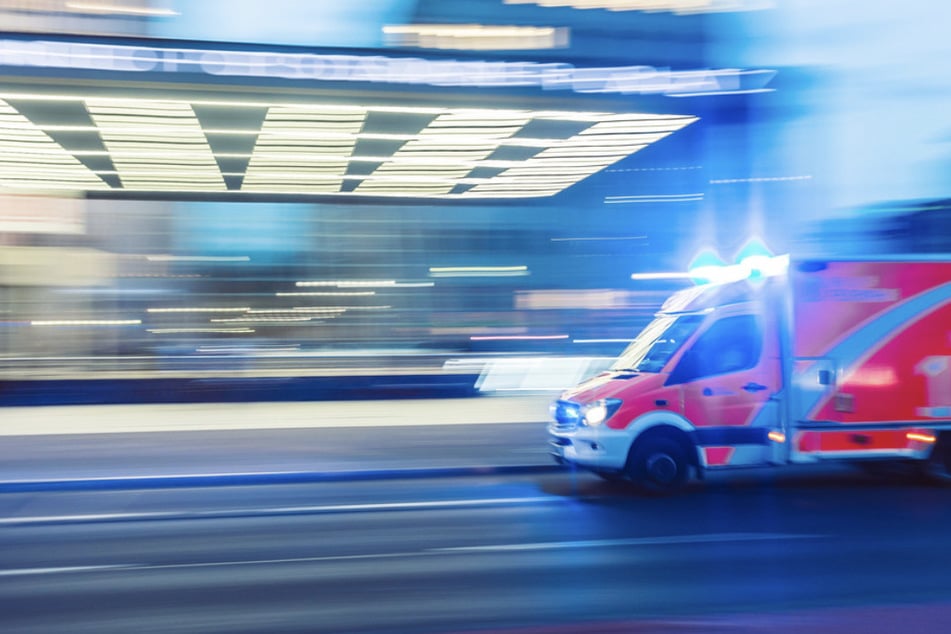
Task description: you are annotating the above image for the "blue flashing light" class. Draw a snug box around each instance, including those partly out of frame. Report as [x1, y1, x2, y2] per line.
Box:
[685, 239, 787, 285]
[687, 254, 789, 286]
[687, 249, 728, 285]
[550, 400, 581, 425]
[733, 237, 774, 264]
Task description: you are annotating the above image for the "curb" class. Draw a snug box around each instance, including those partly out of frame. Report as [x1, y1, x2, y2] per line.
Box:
[0, 464, 566, 493]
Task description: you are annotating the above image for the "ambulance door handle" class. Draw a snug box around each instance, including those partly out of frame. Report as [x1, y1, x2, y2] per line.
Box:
[743, 382, 768, 392]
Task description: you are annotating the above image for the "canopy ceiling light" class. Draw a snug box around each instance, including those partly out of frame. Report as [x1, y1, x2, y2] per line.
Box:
[0, 94, 697, 199]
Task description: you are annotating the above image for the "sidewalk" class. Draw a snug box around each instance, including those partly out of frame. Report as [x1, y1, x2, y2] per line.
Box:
[0, 394, 554, 435]
[0, 396, 561, 491]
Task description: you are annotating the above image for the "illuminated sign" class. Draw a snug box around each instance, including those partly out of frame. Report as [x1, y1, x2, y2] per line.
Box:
[0, 39, 776, 97]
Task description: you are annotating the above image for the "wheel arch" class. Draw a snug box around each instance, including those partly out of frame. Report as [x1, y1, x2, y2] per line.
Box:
[623, 411, 699, 468]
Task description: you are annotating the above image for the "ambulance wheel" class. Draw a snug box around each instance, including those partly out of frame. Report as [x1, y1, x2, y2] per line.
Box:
[626, 435, 689, 494]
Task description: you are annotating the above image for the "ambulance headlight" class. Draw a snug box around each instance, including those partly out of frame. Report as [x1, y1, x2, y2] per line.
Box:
[582, 398, 623, 427]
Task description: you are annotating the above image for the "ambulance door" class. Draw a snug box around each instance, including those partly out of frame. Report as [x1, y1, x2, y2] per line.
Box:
[668, 312, 782, 464]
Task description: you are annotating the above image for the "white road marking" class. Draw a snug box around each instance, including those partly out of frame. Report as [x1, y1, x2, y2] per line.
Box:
[0, 511, 183, 525]
[0, 496, 560, 526]
[433, 532, 822, 552]
[0, 532, 821, 577]
[0, 565, 138, 577]
[142, 552, 424, 570]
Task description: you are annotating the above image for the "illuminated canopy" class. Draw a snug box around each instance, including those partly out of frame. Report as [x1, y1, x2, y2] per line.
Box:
[0, 92, 697, 199]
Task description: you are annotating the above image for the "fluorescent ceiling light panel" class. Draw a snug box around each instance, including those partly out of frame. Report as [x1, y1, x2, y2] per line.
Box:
[463, 115, 695, 197]
[0, 100, 109, 192]
[0, 96, 696, 198]
[355, 111, 531, 196]
[243, 106, 366, 193]
[86, 99, 225, 191]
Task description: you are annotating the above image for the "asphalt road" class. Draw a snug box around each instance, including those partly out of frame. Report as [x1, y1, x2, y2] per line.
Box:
[4, 469, 951, 633]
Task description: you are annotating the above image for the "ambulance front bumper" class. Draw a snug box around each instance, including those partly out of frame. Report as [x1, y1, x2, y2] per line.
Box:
[548, 424, 632, 472]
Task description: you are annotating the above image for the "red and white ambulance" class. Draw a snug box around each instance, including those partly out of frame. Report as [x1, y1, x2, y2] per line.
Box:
[549, 257, 951, 491]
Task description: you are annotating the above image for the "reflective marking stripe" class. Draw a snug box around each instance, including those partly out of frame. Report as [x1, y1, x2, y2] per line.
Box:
[703, 446, 735, 466]
[796, 429, 919, 453]
[795, 282, 951, 420]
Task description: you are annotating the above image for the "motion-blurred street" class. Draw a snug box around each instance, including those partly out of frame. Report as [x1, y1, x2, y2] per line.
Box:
[2, 399, 951, 633]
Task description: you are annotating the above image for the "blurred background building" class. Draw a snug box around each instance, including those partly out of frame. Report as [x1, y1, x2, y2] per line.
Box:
[0, 0, 948, 385]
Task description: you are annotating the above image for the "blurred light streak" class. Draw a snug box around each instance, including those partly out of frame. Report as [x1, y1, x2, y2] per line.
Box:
[146, 255, 251, 262]
[429, 266, 529, 277]
[550, 236, 646, 242]
[630, 271, 694, 280]
[768, 431, 787, 443]
[296, 280, 397, 288]
[470, 334, 569, 340]
[605, 193, 704, 204]
[907, 432, 937, 444]
[147, 307, 250, 313]
[608, 166, 702, 173]
[668, 88, 774, 97]
[382, 23, 569, 50]
[64, 2, 180, 16]
[573, 338, 635, 343]
[55, 288, 173, 295]
[247, 308, 346, 314]
[119, 273, 203, 278]
[502, 0, 772, 14]
[31, 319, 141, 326]
[147, 328, 254, 334]
[210, 317, 315, 323]
[275, 292, 376, 297]
[709, 175, 813, 184]
[197, 345, 300, 353]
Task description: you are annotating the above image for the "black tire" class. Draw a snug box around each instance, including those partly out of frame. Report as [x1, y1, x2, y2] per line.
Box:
[626, 435, 690, 494]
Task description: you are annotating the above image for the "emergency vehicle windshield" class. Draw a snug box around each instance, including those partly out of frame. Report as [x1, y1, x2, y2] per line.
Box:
[610, 313, 704, 373]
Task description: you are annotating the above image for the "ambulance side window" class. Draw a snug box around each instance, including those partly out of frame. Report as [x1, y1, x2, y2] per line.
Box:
[669, 315, 761, 383]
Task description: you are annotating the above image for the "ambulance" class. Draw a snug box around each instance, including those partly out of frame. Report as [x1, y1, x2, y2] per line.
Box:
[549, 256, 951, 491]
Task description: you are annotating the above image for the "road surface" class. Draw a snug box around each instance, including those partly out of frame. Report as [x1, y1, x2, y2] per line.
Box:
[3, 399, 951, 632]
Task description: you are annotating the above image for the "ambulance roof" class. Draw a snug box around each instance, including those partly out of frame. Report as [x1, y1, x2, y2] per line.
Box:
[659, 277, 781, 315]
